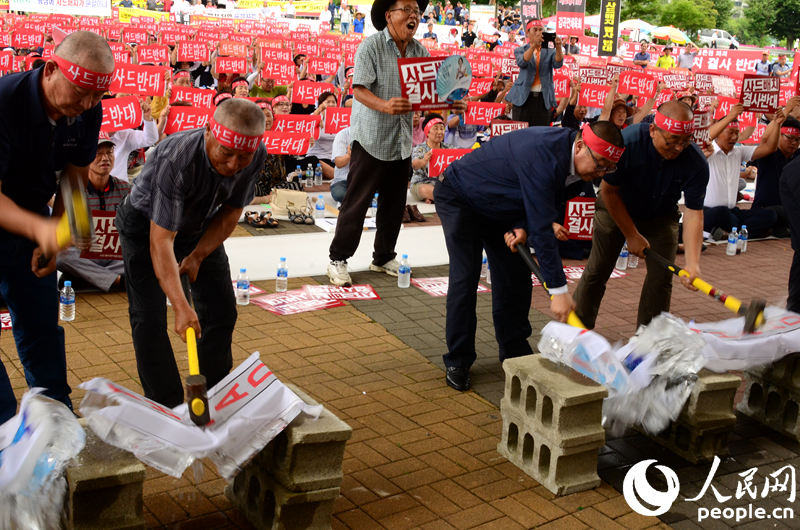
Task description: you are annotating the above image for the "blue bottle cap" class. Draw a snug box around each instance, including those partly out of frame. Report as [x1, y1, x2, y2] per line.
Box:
[402, 254, 408, 259]
[64, 280, 72, 287]
[240, 267, 246, 273]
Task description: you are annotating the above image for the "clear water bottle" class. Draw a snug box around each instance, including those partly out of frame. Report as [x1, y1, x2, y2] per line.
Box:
[480, 254, 488, 279]
[59, 280, 75, 321]
[236, 267, 250, 305]
[615, 243, 628, 270]
[305, 164, 314, 187]
[315, 194, 325, 219]
[739, 224, 748, 254]
[627, 249, 639, 268]
[368, 193, 378, 217]
[294, 164, 302, 182]
[397, 254, 411, 288]
[276, 257, 288, 292]
[726, 227, 738, 256]
[314, 163, 323, 186]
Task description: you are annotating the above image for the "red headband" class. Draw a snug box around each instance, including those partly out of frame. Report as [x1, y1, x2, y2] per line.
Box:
[423, 118, 444, 136]
[726, 121, 740, 130]
[173, 70, 190, 80]
[654, 111, 693, 135]
[232, 79, 249, 89]
[581, 124, 624, 163]
[257, 101, 269, 109]
[271, 94, 289, 106]
[526, 19, 543, 31]
[214, 92, 233, 106]
[782, 127, 800, 136]
[209, 118, 261, 152]
[52, 54, 113, 92]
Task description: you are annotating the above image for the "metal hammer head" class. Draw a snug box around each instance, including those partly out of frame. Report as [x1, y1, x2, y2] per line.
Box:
[743, 299, 767, 334]
[185, 374, 210, 427]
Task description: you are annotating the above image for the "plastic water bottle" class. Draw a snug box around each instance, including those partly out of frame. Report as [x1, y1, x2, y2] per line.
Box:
[726, 227, 738, 256]
[305, 164, 314, 187]
[314, 163, 323, 186]
[615, 243, 628, 270]
[294, 164, 301, 182]
[480, 254, 488, 279]
[627, 249, 639, 269]
[276, 257, 288, 292]
[368, 193, 378, 217]
[236, 268, 250, 305]
[397, 254, 411, 288]
[315, 194, 325, 219]
[739, 225, 748, 254]
[59, 281, 75, 321]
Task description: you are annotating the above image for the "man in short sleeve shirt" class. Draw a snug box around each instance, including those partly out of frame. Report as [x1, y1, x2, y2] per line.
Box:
[0, 31, 114, 423]
[116, 99, 266, 407]
[574, 101, 709, 329]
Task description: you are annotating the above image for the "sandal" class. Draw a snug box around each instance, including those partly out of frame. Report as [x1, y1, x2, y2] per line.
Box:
[245, 211, 267, 227]
[262, 211, 279, 228]
[302, 206, 315, 225]
[288, 208, 305, 225]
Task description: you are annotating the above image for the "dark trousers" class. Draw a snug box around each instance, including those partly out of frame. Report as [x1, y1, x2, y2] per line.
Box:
[511, 92, 551, 127]
[435, 178, 533, 370]
[117, 200, 236, 408]
[329, 141, 410, 265]
[0, 236, 70, 424]
[703, 205, 776, 238]
[574, 203, 679, 329]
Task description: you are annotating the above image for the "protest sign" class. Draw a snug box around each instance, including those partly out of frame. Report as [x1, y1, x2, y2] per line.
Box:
[0, 311, 10, 330]
[272, 114, 321, 138]
[553, 73, 571, 99]
[307, 56, 339, 76]
[12, 29, 43, 48]
[219, 40, 248, 58]
[101, 96, 142, 133]
[464, 102, 505, 126]
[740, 74, 780, 113]
[170, 86, 215, 108]
[692, 109, 713, 146]
[714, 95, 740, 120]
[579, 66, 608, 85]
[261, 59, 296, 85]
[578, 83, 610, 108]
[520, 0, 541, 27]
[563, 197, 595, 240]
[490, 119, 527, 136]
[137, 44, 169, 64]
[122, 27, 148, 45]
[412, 277, 490, 297]
[303, 284, 380, 301]
[10, 0, 110, 17]
[251, 290, 344, 315]
[662, 72, 691, 91]
[556, 0, 585, 37]
[398, 56, 450, 111]
[262, 132, 311, 155]
[597, 0, 619, 57]
[323, 107, 350, 135]
[468, 77, 494, 97]
[742, 122, 767, 145]
[291, 80, 336, 105]
[260, 47, 292, 62]
[177, 41, 210, 62]
[428, 148, 472, 178]
[80, 211, 121, 260]
[110, 63, 167, 97]
[618, 70, 657, 98]
[164, 106, 211, 135]
[216, 56, 248, 74]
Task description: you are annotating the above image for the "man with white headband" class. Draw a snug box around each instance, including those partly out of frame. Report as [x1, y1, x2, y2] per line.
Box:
[0, 30, 114, 423]
[435, 122, 624, 391]
[574, 100, 709, 330]
[116, 98, 266, 407]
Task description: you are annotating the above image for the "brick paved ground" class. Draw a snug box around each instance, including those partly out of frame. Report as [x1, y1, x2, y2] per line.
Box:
[0, 237, 796, 528]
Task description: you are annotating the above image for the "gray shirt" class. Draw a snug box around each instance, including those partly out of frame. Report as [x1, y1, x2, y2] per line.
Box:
[350, 28, 429, 161]
[128, 128, 266, 235]
[677, 51, 697, 69]
[331, 127, 351, 185]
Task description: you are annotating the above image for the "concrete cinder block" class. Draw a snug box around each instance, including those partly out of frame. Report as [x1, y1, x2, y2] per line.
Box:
[226, 466, 338, 530]
[678, 370, 741, 428]
[753, 353, 800, 391]
[65, 419, 146, 530]
[738, 372, 800, 440]
[640, 419, 734, 464]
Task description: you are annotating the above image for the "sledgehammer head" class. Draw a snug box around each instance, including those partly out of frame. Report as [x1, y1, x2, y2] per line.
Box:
[743, 299, 767, 334]
[185, 374, 210, 427]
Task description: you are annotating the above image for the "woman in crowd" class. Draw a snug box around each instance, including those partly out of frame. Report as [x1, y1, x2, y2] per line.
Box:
[410, 114, 451, 203]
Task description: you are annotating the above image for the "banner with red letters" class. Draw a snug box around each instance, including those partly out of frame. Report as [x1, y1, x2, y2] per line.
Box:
[101, 96, 142, 133]
[564, 197, 595, 240]
[578, 83, 610, 108]
[398, 56, 450, 111]
[411, 277, 490, 297]
[556, 0, 585, 37]
[428, 148, 472, 178]
[251, 289, 344, 315]
[177, 41, 210, 62]
[137, 44, 169, 64]
[303, 284, 380, 301]
[692, 110, 713, 147]
[80, 211, 122, 260]
[216, 56, 248, 74]
[464, 102, 505, 126]
[291, 80, 336, 105]
[164, 106, 211, 135]
[490, 119, 527, 136]
[323, 107, 350, 134]
[272, 114, 321, 139]
[261, 59, 296, 85]
[170, 86, 215, 108]
[740, 74, 780, 113]
[307, 56, 339, 76]
[110, 63, 168, 97]
[262, 132, 311, 155]
[618, 70, 657, 98]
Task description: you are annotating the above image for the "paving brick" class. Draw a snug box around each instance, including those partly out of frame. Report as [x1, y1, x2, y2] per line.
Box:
[360, 493, 421, 520]
[408, 485, 462, 517]
[490, 496, 547, 528]
[444, 502, 504, 529]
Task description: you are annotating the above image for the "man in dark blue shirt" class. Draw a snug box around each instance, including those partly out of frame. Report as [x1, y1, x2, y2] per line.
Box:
[633, 43, 650, 69]
[752, 116, 800, 237]
[0, 31, 114, 423]
[574, 101, 709, 330]
[780, 156, 800, 312]
[434, 122, 624, 391]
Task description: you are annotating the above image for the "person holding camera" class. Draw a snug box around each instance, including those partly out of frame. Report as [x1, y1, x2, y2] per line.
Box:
[505, 18, 562, 126]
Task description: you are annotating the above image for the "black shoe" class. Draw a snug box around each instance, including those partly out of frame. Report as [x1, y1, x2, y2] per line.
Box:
[445, 366, 471, 391]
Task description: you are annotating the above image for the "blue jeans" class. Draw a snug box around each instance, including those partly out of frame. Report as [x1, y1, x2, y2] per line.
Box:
[330, 180, 347, 203]
[340, 22, 349, 34]
[0, 235, 70, 424]
[703, 205, 777, 239]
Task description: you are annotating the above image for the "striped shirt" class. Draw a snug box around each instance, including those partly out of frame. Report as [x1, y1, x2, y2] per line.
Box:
[87, 175, 130, 212]
[351, 28, 429, 161]
[127, 128, 266, 235]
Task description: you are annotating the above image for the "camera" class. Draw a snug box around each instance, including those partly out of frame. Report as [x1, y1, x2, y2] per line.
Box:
[543, 31, 556, 47]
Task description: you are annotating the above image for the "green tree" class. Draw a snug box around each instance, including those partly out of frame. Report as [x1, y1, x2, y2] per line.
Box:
[739, 0, 775, 42]
[710, 0, 733, 28]
[659, 0, 716, 34]
[769, 0, 800, 46]
[620, 0, 661, 24]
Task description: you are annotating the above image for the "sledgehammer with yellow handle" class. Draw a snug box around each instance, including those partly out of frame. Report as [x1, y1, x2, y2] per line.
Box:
[37, 177, 94, 268]
[180, 276, 211, 427]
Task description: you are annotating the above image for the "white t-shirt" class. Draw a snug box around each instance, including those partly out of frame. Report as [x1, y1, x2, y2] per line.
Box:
[704, 140, 756, 208]
[330, 127, 350, 185]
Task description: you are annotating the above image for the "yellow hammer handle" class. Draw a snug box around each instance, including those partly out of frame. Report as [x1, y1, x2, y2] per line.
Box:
[186, 327, 200, 376]
[676, 269, 743, 313]
[55, 214, 71, 248]
[566, 311, 587, 329]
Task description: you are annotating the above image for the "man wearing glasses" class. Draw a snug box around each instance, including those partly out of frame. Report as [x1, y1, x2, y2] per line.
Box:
[574, 101, 709, 330]
[434, 122, 625, 391]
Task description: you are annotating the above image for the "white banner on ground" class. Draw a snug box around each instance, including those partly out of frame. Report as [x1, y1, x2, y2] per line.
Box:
[79, 352, 322, 480]
[10, 0, 111, 17]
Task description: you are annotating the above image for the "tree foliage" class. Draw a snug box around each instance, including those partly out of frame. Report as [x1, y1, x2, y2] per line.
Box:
[710, 0, 733, 28]
[658, 0, 716, 34]
[769, 0, 800, 46]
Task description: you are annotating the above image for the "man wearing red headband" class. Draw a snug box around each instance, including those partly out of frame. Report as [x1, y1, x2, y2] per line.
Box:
[0, 31, 114, 423]
[434, 122, 624, 391]
[505, 18, 563, 126]
[574, 101, 709, 331]
[116, 99, 267, 408]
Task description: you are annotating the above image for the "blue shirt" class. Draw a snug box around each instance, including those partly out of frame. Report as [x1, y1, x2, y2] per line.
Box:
[604, 123, 709, 219]
[633, 52, 650, 68]
[444, 127, 577, 289]
[353, 18, 364, 33]
[753, 149, 799, 208]
[0, 67, 100, 218]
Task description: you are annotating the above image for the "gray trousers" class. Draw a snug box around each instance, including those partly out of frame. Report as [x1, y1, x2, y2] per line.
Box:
[56, 247, 124, 292]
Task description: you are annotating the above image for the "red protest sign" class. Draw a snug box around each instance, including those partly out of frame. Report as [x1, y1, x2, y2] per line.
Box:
[694, 48, 763, 78]
[619, 70, 657, 98]
[80, 211, 122, 260]
[219, 40, 248, 58]
[164, 106, 211, 135]
[272, 114, 321, 139]
[556, 9, 584, 37]
[159, 29, 183, 45]
[122, 27, 148, 45]
[303, 284, 380, 300]
[0, 50, 13, 73]
[464, 102, 505, 126]
[411, 277, 490, 297]
[554, 73, 571, 99]
[563, 197, 595, 240]
[429, 148, 472, 178]
[742, 122, 767, 145]
[470, 60, 494, 78]
[291, 80, 336, 105]
[490, 119, 527, 136]
[101, 96, 143, 132]
[262, 132, 311, 155]
[113, 50, 131, 65]
[216, 56, 247, 74]
[251, 289, 345, 315]
[170, 86, 215, 108]
[110, 64, 167, 97]
[0, 311, 10, 331]
[324, 107, 351, 134]
[295, 41, 318, 56]
[260, 47, 292, 62]
[261, 60, 296, 85]
[177, 41, 210, 62]
[307, 56, 339, 76]
[579, 66, 608, 85]
[714, 96, 740, 120]
[468, 77, 494, 97]
[692, 109, 713, 146]
[398, 57, 449, 111]
[578, 83, 610, 108]
[137, 44, 169, 64]
[12, 30, 43, 49]
[740, 74, 780, 113]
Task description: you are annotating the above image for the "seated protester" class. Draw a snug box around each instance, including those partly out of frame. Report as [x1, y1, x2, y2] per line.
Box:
[598, 75, 660, 128]
[475, 76, 512, 104]
[412, 111, 425, 146]
[248, 73, 288, 98]
[231, 76, 250, 98]
[445, 112, 485, 148]
[57, 133, 129, 292]
[330, 126, 351, 204]
[294, 53, 309, 81]
[192, 61, 216, 89]
[108, 97, 159, 182]
[554, 176, 595, 260]
[703, 103, 784, 239]
[214, 90, 233, 106]
[302, 91, 338, 179]
[271, 94, 292, 115]
[252, 100, 288, 204]
[411, 114, 451, 203]
[559, 83, 592, 131]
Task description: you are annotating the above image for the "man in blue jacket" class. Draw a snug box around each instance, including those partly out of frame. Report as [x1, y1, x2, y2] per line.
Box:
[506, 18, 563, 126]
[434, 122, 625, 391]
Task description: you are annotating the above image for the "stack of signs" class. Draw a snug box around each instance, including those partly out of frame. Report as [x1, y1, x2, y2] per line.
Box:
[412, 277, 491, 297]
[250, 284, 380, 315]
[532, 265, 626, 286]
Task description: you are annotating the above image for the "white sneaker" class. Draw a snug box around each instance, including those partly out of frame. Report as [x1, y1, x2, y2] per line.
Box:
[369, 258, 400, 277]
[327, 260, 352, 286]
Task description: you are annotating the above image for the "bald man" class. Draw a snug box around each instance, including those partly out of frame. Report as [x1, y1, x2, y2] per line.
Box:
[116, 98, 267, 407]
[574, 101, 709, 329]
[0, 31, 114, 423]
